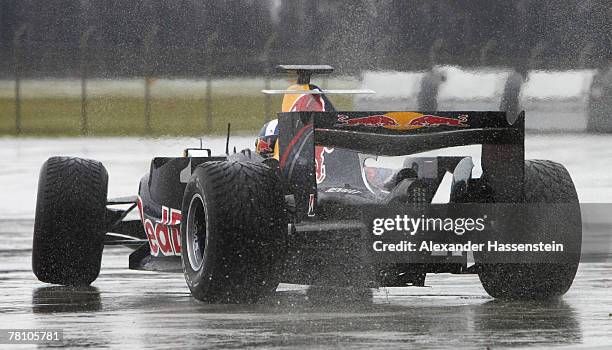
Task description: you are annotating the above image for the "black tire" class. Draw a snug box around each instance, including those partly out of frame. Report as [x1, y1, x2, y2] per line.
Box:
[32, 157, 108, 286]
[477, 160, 581, 300]
[180, 160, 287, 303]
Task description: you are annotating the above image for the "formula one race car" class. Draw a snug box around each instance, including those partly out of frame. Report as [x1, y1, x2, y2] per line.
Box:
[32, 65, 582, 302]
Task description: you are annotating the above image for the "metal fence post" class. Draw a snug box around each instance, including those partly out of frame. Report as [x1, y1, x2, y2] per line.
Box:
[205, 74, 212, 132]
[80, 27, 95, 135]
[319, 36, 332, 89]
[143, 25, 158, 135]
[13, 25, 28, 135]
[204, 33, 217, 133]
[144, 77, 152, 134]
[262, 33, 276, 123]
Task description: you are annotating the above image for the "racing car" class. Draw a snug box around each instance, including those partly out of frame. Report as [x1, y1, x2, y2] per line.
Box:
[32, 65, 582, 302]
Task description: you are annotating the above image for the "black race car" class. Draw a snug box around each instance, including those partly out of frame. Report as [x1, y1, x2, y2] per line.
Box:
[32, 65, 581, 302]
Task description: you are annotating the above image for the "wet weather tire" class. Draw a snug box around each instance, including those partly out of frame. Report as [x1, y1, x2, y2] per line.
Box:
[180, 161, 287, 303]
[477, 160, 581, 299]
[32, 157, 108, 286]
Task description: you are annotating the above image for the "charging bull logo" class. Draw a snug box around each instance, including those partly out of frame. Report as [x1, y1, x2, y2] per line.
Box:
[335, 113, 469, 130]
[335, 114, 399, 127]
[315, 146, 334, 184]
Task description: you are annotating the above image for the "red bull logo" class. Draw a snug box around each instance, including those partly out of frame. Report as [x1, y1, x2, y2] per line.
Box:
[291, 94, 325, 112]
[257, 138, 273, 153]
[408, 114, 468, 127]
[334, 112, 469, 130]
[315, 146, 334, 184]
[335, 114, 399, 127]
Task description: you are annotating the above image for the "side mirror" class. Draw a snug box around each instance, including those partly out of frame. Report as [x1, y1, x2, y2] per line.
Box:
[183, 148, 212, 157]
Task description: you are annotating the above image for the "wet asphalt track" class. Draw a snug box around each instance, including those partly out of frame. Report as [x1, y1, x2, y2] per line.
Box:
[2, 220, 611, 349]
[1, 136, 612, 349]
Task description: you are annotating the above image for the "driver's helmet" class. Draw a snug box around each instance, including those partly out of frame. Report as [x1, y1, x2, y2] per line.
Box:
[255, 119, 279, 158]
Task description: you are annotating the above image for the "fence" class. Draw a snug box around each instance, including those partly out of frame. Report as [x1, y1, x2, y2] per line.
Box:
[1, 20, 373, 136]
[0, 78, 310, 136]
[0, 73, 362, 136]
[1, 29, 310, 136]
[1, 23, 609, 136]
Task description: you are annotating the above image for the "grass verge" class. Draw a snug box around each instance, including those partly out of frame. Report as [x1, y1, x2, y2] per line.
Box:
[0, 95, 353, 136]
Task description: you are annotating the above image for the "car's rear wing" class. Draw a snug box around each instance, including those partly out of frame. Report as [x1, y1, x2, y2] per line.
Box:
[277, 111, 525, 218]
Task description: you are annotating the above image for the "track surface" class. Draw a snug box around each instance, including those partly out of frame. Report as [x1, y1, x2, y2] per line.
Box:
[1, 135, 611, 349]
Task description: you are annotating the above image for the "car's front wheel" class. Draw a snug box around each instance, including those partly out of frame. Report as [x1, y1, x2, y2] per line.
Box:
[32, 157, 108, 286]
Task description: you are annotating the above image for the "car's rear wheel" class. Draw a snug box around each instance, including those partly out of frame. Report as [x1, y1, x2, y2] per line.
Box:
[180, 160, 287, 303]
[32, 157, 108, 286]
[477, 160, 581, 299]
